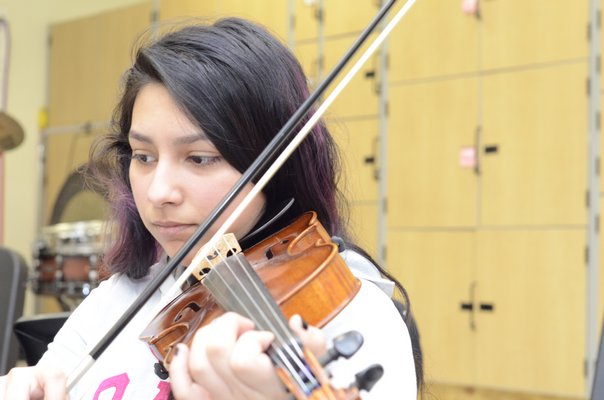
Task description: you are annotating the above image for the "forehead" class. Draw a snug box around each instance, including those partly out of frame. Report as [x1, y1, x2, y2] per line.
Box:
[129, 83, 207, 143]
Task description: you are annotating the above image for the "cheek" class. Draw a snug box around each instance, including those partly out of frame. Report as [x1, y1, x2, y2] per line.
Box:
[196, 178, 233, 210]
[129, 168, 145, 210]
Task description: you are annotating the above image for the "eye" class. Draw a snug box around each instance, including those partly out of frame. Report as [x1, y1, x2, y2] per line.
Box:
[189, 155, 221, 166]
[131, 153, 156, 164]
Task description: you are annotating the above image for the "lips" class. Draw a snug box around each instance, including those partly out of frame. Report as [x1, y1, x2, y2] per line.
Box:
[151, 221, 197, 237]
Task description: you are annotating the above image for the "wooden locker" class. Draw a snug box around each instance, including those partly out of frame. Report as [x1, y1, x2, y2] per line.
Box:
[293, 0, 319, 43]
[480, 0, 588, 70]
[475, 229, 585, 396]
[322, 0, 380, 37]
[322, 34, 381, 118]
[46, 3, 152, 224]
[388, 0, 480, 82]
[292, 41, 322, 89]
[348, 202, 380, 257]
[48, 16, 103, 127]
[388, 230, 477, 385]
[480, 64, 588, 226]
[329, 117, 380, 253]
[388, 78, 478, 228]
[328, 117, 380, 203]
[159, 0, 288, 39]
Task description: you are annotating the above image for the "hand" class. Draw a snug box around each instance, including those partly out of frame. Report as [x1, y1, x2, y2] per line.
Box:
[168, 312, 326, 400]
[0, 366, 67, 400]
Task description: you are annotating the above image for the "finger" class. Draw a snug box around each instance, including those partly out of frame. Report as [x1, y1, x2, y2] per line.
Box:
[35, 367, 67, 400]
[230, 329, 274, 375]
[188, 313, 250, 397]
[4, 367, 42, 400]
[229, 330, 286, 398]
[289, 314, 326, 357]
[168, 344, 210, 400]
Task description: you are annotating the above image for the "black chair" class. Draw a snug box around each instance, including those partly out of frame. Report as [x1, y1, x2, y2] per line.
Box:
[592, 316, 604, 399]
[0, 247, 27, 374]
[14, 312, 70, 366]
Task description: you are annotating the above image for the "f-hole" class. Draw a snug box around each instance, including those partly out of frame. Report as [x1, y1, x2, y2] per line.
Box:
[265, 238, 291, 260]
[174, 302, 202, 322]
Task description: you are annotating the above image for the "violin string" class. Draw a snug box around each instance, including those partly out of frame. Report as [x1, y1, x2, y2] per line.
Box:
[211, 242, 317, 391]
[203, 239, 318, 392]
[208, 239, 297, 347]
[227, 252, 317, 388]
[204, 253, 314, 393]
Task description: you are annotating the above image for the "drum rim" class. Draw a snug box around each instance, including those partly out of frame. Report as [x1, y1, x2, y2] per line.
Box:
[41, 220, 107, 235]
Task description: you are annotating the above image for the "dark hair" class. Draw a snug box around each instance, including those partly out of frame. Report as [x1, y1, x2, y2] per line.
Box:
[90, 18, 343, 279]
[88, 17, 423, 391]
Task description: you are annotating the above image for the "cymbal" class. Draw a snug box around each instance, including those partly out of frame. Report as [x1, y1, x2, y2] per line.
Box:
[0, 111, 24, 151]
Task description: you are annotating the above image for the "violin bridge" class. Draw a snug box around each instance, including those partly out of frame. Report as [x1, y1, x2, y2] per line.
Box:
[191, 233, 242, 281]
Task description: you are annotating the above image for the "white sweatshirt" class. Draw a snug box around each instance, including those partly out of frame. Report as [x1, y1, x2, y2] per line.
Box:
[38, 250, 417, 399]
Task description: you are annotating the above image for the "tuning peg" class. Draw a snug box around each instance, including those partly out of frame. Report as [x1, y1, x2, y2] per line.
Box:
[319, 330, 364, 366]
[354, 364, 384, 392]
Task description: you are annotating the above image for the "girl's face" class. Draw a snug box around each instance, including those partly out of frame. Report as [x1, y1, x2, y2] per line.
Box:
[128, 83, 266, 265]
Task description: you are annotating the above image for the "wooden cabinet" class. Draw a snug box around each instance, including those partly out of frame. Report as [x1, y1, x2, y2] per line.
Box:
[386, 1, 590, 397]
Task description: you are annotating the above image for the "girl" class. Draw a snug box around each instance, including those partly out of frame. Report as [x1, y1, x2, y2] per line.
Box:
[1, 17, 421, 399]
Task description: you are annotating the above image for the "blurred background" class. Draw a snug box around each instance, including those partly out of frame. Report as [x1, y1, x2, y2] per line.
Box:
[0, 0, 599, 399]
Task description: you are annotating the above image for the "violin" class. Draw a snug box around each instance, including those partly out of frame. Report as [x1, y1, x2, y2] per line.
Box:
[141, 212, 379, 399]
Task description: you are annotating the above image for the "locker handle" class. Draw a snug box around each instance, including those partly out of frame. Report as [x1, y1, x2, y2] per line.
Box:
[363, 136, 380, 181]
[484, 145, 499, 154]
[479, 303, 494, 312]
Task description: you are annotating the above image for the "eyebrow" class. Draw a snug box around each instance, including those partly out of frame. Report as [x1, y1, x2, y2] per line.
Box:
[128, 130, 209, 145]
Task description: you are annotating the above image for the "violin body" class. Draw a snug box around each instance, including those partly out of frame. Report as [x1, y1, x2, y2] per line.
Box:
[140, 211, 361, 368]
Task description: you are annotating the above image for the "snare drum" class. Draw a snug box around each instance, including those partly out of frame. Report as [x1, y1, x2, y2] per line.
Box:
[33, 220, 108, 298]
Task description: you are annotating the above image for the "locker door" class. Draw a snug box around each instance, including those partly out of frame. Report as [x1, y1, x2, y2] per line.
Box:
[481, 64, 588, 226]
[481, 0, 588, 70]
[389, 0, 480, 82]
[475, 230, 585, 396]
[388, 78, 478, 228]
[159, 0, 288, 38]
[294, 0, 319, 43]
[323, 0, 379, 37]
[329, 117, 380, 253]
[46, 3, 152, 224]
[322, 35, 381, 119]
[389, 230, 477, 385]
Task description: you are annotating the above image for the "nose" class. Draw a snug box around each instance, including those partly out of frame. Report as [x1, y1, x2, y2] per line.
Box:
[147, 161, 183, 207]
